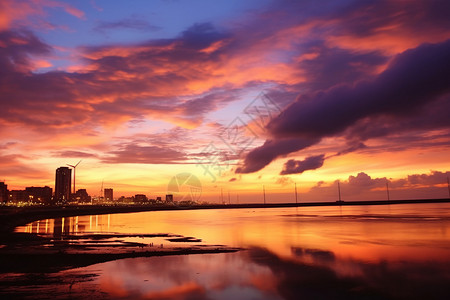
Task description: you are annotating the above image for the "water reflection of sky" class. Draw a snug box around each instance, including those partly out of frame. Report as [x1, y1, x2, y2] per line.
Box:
[17, 203, 450, 299]
[74, 247, 450, 299]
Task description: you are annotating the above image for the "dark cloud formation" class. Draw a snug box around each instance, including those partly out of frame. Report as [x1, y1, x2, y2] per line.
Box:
[236, 138, 318, 173]
[0, 23, 234, 130]
[0, 29, 51, 74]
[238, 39, 450, 173]
[102, 144, 188, 164]
[51, 150, 98, 158]
[0, 30, 91, 128]
[280, 154, 325, 175]
[297, 42, 387, 91]
[270, 40, 450, 138]
[0, 152, 47, 179]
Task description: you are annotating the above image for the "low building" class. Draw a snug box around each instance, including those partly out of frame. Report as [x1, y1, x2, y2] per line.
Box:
[165, 194, 174, 203]
[25, 186, 53, 204]
[73, 189, 91, 203]
[135, 194, 148, 203]
[8, 190, 28, 203]
[118, 196, 135, 203]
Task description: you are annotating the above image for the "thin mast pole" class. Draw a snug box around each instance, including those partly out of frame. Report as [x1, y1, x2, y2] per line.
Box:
[447, 176, 450, 199]
[338, 181, 341, 202]
[295, 183, 298, 204]
[386, 182, 390, 201]
[263, 185, 266, 205]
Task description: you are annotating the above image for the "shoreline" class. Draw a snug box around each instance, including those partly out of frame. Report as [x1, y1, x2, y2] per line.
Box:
[1, 198, 450, 234]
[1, 198, 449, 280]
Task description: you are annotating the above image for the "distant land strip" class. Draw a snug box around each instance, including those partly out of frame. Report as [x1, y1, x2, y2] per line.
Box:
[1, 198, 450, 233]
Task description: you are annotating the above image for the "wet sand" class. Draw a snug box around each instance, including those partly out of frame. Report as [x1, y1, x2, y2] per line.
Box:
[0, 226, 240, 298]
[0, 206, 241, 275]
[0, 230, 239, 274]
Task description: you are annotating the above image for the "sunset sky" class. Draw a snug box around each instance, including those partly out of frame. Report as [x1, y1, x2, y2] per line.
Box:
[1, 0, 449, 202]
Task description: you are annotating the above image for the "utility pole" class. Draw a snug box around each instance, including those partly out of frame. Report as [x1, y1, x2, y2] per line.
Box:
[99, 180, 104, 204]
[447, 176, 450, 199]
[337, 180, 342, 202]
[228, 191, 231, 204]
[221, 188, 224, 204]
[294, 182, 298, 204]
[263, 185, 266, 205]
[386, 181, 390, 201]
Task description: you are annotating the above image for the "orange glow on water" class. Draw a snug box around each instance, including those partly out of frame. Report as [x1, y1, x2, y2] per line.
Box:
[19, 203, 450, 264]
[16, 203, 450, 299]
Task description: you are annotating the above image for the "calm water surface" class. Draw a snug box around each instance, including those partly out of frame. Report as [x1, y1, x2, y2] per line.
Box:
[16, 203, 450, 299]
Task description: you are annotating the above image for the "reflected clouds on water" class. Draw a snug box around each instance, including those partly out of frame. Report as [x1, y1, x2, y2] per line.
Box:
[88, 246, 450, 300]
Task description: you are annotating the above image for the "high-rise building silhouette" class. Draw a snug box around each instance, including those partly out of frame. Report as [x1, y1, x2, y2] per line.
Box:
[55, 167, 71, 203]
[104, 188, 113, 202]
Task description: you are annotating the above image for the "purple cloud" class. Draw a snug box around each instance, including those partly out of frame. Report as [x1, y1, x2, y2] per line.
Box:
[238, 39, 450, 173]
[306, 171, 450, 201]
[102, 144, 188, 164]
[52, 150, 98, 158]
[280, 155, 325, 175]
[269, 39, 450, 138]
[236, 138, 319, 173]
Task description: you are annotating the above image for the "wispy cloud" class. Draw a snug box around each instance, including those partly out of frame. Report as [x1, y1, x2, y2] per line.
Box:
[94, 18, 161, 33]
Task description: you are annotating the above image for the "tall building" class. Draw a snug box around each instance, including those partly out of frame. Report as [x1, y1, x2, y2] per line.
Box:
[55, 167, 71, 203]
[0, 182, 8, 203]
[104, 188, 113, 202]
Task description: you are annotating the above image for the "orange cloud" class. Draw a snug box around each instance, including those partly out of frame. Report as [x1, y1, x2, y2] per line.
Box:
[0, 0, 85, 30]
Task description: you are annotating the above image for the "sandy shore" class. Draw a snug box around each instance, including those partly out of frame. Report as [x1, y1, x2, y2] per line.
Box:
[0, 229, 240, 274]
[0, 205, 244, 274]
